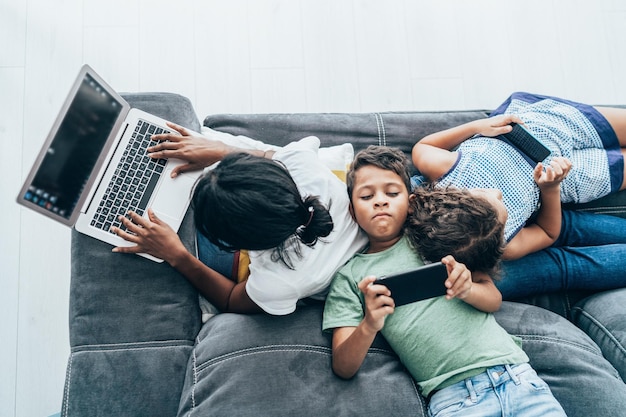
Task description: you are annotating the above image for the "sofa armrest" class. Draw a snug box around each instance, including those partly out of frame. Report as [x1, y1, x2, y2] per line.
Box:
[62, 93, 202, 417]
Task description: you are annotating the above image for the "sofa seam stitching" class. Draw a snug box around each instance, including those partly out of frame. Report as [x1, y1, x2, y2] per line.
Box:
[378, 113, 387, 146]
[517, 334, 602, 356]
[71, 346, 193, 353]
[71, 340, 194, 352]
[194, 345, 395, 373]
[572, 307, 626, 355]
[374, 113, 382, 146]
[63, 353, 72, 417]
[198, 346, 331, 371]
[191, 345, 198, 412]
[574, 205, 626, 211]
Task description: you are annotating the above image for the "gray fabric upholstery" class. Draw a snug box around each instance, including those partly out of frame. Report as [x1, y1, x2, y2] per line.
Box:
[177, 306, 426, 417]
[494, 302, 626, 416]
[572, 288, 626, 381]
[174, 302, 626, 417]
[63, 93, 202, 417]
[204, 111, 490, 171]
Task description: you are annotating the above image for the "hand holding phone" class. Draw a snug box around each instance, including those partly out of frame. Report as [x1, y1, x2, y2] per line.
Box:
[373, 262, 448, 306]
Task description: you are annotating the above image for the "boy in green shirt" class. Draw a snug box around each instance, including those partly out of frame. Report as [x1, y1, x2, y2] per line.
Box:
[322, 145, 565, 417]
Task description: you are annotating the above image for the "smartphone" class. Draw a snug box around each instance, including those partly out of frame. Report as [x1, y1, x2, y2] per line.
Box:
[502, 123, 551, 164]
[373, 262, 448, 306]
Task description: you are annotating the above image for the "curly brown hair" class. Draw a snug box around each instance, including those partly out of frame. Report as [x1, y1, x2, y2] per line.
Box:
[407, 184, 505, 275]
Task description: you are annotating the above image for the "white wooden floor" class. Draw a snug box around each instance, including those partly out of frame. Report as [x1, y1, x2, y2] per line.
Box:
[2, 1, 626, 416]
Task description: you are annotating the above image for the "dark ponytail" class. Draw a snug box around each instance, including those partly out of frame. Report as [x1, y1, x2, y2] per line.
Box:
[295, 196, 334, 246]
[192, 152, 334, 269]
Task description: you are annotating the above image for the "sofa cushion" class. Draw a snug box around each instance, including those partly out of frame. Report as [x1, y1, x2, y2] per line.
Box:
[68, 209, 200, 346]
[494, 302, 626, 417]
[178, 301, 626, 417]
[63, 342, 193, 417]
[177, 305, 426, 417]
[572, 289, 626, 381]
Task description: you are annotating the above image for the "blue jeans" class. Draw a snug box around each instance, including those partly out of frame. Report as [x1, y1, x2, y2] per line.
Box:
[427, 364, 566, 417]
[497, 210, 626, 299]
[196, 231, 236, 279]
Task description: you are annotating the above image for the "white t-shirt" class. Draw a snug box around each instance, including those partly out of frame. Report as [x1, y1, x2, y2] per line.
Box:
[245, 137, 368, 315]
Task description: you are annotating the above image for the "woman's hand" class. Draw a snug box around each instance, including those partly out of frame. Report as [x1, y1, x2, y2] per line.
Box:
[473, 114, 524, 138]
[111, 208, 188, 265]
[148, 122, 232, 177]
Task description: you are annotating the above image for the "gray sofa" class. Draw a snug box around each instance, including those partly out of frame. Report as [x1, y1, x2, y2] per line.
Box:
[61, 93, 626, 416]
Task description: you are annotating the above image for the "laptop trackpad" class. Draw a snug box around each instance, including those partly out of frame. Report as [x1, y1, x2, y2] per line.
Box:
[150, 170, 196, 223]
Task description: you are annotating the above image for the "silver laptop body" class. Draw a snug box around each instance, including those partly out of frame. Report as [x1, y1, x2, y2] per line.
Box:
[17, 64, 201, 262]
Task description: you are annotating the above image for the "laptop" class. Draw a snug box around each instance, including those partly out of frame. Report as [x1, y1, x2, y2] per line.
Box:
[17, 64, 202, 262]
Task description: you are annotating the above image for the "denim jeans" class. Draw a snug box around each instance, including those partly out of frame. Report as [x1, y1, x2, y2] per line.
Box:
[427, 363, 566, 417]
[497, 210, 626, 299]
[196, 231, 236, 279]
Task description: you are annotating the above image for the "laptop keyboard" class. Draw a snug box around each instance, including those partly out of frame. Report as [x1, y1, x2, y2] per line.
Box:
[90, 119, 168, 233]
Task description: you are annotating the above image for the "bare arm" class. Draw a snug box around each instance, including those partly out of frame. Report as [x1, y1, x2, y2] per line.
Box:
[112, 209, 262, 313]
[166, 246, 261, 313]
[331, 276, 394, 379]
[441, 255, 501, 313]
[149, 122, 275, 177]
[412, 114, 523, 180]
[503, 157, 572, 260]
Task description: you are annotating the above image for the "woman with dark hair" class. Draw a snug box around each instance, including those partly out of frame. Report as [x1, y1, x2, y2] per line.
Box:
[193, 152, 333, 266]
[111, 124, 367, 315]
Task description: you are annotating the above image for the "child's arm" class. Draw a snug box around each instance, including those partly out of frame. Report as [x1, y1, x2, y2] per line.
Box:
[503, 157, 572, 260]
[441, 255, 502, 312]
[412, 114, 523, 180]
[331, 276, 394, 379]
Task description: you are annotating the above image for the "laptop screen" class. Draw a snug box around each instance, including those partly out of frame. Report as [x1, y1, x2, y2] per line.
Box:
[22, 73, 123, 220]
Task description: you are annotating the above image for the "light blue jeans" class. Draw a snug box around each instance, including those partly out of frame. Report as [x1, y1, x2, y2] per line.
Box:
[497, 210, 626, 299]
[427, 363, 566, 417]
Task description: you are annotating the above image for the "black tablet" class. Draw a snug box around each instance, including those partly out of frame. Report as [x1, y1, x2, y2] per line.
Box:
[373, 262, 448, 306]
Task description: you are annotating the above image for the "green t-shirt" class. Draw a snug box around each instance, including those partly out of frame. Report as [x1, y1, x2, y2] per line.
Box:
[322, 235, 529, 397]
